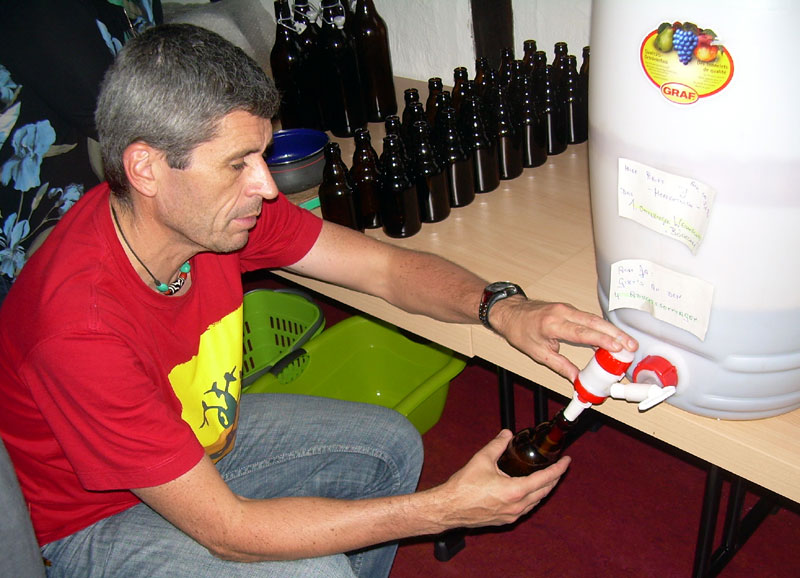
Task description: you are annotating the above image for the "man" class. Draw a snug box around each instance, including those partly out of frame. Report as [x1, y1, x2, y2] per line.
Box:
[0, 24, 637, 577]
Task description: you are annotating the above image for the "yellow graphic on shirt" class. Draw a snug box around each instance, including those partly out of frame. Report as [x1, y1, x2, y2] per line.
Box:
[168, 306, 243, 462]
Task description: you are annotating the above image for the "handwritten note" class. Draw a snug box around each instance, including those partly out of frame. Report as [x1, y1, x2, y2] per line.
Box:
[618, 158, 715, 254]
[609, 259, 714, 341]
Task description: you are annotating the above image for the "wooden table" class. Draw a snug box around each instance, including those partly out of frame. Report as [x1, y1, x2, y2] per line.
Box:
[281, 78, 799, 504]
[277, 78, 798, 574]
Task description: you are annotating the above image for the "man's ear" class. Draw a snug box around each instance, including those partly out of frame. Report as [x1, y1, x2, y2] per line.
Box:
[122, 142, 164, 199]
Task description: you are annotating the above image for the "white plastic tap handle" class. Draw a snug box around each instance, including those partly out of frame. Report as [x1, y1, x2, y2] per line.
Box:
[609, 382, 652, 402]
[638, 385, 677, 411]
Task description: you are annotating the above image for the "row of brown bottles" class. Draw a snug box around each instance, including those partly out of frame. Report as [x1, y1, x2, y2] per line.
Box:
[319, 40, 590, 239]
[270, 0, 396, 137]
[437, 41, 590, 183]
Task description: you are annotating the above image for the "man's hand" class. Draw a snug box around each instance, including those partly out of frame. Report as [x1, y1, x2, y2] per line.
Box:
[427, 430, 571, 529]
[490, 296, 638, 382]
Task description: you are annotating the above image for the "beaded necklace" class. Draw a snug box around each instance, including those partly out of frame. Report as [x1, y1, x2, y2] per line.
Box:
[111, 204, 190, 296]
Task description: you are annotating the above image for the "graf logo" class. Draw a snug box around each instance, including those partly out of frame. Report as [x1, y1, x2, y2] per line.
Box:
[661, 82, 699, 105]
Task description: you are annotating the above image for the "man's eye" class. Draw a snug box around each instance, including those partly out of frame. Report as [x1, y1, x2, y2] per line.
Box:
[232, 161, 247, 171]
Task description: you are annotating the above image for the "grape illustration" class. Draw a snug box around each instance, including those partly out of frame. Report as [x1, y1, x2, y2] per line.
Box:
[673, 24, 699, 65]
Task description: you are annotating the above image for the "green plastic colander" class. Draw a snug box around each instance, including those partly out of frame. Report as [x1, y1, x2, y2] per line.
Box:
[241, 288, 325, 388]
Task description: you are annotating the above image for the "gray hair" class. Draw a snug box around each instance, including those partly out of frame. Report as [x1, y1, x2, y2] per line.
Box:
[95, 23, 280, 198]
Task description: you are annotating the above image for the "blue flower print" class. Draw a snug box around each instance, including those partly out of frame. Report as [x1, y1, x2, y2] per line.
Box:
[48, 183, 84, 215]
[0, 64, 19, 106]
[0, 213, 30, 277]
[0, 120, 56, 192]
[96, 20, 124, 56]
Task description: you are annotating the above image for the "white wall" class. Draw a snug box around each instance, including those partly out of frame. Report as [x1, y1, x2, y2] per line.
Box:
[377, 0, 592, 82]
[167, 0, 593, 82]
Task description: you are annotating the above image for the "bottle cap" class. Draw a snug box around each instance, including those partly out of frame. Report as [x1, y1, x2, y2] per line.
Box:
[632, 355, 678, 387]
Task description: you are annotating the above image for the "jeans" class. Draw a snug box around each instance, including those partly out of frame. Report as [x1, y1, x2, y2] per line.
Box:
[42, 393, 424, 577]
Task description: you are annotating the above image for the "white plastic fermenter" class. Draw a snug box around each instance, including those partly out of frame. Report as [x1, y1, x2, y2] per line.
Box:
[588, 0, 800, 419]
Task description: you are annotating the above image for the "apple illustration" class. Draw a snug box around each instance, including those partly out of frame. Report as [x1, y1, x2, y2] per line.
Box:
[694, 31, 719, 62]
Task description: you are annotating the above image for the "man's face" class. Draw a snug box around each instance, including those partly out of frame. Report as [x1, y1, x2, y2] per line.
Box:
[156, 110, 279, 254]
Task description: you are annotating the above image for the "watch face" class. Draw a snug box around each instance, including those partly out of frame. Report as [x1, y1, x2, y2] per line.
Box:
[486, 281, 515, 293]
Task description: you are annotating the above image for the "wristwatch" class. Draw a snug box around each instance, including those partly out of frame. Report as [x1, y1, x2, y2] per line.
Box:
[478, 282, 526, 330]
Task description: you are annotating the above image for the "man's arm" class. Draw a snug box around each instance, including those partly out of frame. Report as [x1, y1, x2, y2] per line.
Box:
[286, 221, 637, 381]
[133, 430, 570, 562]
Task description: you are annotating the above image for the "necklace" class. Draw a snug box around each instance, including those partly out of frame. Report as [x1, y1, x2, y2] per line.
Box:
[111, 204, 190, 296]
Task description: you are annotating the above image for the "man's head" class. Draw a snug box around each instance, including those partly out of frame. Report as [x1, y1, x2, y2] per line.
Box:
[96, 23, 280, 198]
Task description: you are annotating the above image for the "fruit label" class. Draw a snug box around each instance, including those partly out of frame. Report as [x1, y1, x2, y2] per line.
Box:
[640, 21, 734, 105]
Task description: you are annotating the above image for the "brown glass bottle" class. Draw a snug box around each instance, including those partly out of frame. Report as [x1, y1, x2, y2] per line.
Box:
[497, 408, 576, 477]
[292, 0, 325, 130]
[538, 65, 568, 155]
[431, 90, 452, 129]
[318, 0, 368, 137]
[350, 128, 382, 229]
[518, 74, 547, 168]
[580, 46, 590, 137]
[319, 142, 363, 231]
[459, 95, 499, 194]
[378, 134, 421, 238]
[451, 66, 468, 114]
[384, 114, 412, 176]
[433, 107, 475, 208]
[402, 101, 427, 151]
[409, 121, 450, 223]
[552, 41, 570, 84]
[498, 47, 515, 87]
[425, 77, 443, 125]
[473, 56, 490, 98]
[564, 55, 588, 144]
[522, 39, 537, 75]
[270, 0, 305, 129]
[478, 68, 500, 141]
[493, 83, 523, 180]
[401, 88, 421, 141]
[351, 0, 397, 122]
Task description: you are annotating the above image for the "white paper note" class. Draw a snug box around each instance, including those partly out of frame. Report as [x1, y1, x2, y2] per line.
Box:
[618, 158, 715, 254]
[609, 259, 714, 341]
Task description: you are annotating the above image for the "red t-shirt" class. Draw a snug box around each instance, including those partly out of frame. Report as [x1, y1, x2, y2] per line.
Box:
[0, 183, 322, 546]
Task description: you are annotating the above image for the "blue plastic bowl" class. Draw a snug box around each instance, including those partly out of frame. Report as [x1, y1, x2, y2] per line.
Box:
[265, 129, 329, 195]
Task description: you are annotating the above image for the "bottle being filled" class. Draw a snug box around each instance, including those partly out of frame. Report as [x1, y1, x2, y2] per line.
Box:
[498, 347, 634, 476]
[497, 402, 583, 477]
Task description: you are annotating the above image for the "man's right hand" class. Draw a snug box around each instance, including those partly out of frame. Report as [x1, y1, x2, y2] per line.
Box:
[425, 430, 571, 529]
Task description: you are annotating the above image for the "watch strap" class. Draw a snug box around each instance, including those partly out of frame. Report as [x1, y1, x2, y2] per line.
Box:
[479, 282, 526, 330]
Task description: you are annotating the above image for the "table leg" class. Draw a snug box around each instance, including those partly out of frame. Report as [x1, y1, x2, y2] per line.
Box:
[692, 465, 779, 577]
[498, 367, 516, 431]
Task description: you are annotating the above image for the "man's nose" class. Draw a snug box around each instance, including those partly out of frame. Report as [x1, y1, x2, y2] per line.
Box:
[249, 155, 280, 200]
